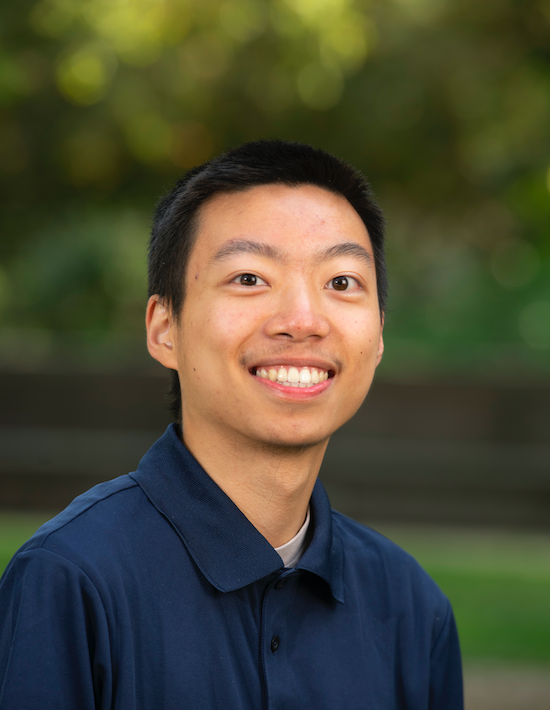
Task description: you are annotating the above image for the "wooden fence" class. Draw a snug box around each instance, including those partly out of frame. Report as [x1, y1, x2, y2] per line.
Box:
[1, 371, 548, 528]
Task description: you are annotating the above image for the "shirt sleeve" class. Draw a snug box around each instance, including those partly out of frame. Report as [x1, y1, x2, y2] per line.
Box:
[0, 547, 112, 710]
[429, 599, 464, 710]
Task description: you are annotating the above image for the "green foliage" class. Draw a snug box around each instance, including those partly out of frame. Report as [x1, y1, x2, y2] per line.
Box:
[3, 210, 148, 331]
[1, 0, 550, 374]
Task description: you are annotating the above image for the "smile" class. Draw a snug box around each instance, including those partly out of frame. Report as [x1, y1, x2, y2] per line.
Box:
[254, 365, 330, 388]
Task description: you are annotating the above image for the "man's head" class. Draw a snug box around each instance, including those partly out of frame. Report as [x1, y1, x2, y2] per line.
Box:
[149, 140, 387, 319]
[146, 140, 386, 447]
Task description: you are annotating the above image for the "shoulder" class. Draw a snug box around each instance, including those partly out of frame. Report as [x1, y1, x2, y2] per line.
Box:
[2, 475, 168, 583]
[332, 508, 419, 565]
[332, 510, 450, 622]
[15, 475, 139, 548]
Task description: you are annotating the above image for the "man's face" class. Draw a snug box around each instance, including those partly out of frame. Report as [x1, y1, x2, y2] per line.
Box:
[168, 183, 383, 450]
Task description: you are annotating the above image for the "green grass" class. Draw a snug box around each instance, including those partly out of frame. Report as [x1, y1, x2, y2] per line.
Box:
[2, 512, 550, 665]
[375, 524, 550, 665]
[0, 511, 54, 574]
[430, 570, 550, 662]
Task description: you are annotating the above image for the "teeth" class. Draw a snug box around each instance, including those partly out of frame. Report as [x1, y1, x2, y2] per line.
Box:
[255, 365, 330, 387]
[288, 367, 300, 383]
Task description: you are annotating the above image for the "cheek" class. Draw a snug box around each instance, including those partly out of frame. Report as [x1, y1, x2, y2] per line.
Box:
[217, 304, 256, 344]
[340, 313, 381, 360]
[346, 322, 382, 408]
[186, 301, 259, 355]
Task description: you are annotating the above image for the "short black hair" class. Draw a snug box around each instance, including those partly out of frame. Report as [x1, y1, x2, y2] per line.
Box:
[148, 139, 387, 423]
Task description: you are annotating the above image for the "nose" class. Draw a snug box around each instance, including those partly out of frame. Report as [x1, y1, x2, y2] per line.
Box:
[264, 282, 330, 341]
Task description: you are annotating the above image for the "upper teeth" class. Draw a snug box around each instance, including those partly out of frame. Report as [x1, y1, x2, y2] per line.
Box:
[255, 366, 329, 387]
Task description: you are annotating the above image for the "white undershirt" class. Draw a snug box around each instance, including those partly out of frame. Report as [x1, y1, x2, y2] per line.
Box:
[274, 507, 311, 569]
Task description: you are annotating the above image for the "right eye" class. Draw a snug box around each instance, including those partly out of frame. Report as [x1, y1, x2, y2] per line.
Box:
[232, 273, 267, 286]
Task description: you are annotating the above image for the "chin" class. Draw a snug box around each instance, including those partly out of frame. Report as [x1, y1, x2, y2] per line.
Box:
[250, 428, 332, 453]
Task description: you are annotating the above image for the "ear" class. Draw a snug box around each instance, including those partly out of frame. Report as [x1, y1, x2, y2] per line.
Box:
[146, 296, 179, 370]
[376, 312, 384, 366]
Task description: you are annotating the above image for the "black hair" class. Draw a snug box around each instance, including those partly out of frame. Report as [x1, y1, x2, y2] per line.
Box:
[148, 139, 387, 423]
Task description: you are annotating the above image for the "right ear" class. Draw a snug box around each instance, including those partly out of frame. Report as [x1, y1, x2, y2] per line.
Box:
[146, 296, 179, 370]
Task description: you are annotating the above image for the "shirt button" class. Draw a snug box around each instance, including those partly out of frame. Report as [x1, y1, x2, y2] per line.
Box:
[271, 635, 280, 653]
[274, 578, 287, 589]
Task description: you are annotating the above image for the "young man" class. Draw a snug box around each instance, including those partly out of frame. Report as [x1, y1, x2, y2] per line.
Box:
[0, 140, 463, 708]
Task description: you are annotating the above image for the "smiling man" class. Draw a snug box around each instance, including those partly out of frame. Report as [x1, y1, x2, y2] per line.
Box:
[0, 141, 463, 709]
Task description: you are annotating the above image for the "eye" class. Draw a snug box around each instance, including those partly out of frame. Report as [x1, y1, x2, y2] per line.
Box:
[326, 276, 360, 291]
[232, 273, 267, 286]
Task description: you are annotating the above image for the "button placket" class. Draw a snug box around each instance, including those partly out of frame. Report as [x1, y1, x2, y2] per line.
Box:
[260, 575, 296, 709]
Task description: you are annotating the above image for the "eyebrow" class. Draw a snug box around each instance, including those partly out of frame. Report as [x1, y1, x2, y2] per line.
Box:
[317, 242, 374, 267]
[210, 239, 374, 267]
[210, 240, 283, 264]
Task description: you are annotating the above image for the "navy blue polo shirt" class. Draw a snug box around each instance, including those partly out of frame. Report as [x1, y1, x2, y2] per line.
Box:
[0, 425, 462, 709]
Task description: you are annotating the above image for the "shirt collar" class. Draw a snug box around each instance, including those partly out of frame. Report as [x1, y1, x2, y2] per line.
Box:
[130, 424, 344, 602]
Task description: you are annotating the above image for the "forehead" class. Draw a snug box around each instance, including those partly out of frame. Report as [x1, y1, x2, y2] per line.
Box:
[190, 183, 372, 262]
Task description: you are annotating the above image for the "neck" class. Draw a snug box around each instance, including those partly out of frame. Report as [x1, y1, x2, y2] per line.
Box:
[181, 422, 328, 548]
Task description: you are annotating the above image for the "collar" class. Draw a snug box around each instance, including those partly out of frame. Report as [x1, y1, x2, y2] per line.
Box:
[274, 505, 310, 568]
[130, 424, 344, 602]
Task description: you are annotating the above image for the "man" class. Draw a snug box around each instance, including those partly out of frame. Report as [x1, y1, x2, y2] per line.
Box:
[0, 140, 463, 708]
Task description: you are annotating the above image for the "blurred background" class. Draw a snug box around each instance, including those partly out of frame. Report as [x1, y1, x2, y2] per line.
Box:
[1, 0, 549, 706]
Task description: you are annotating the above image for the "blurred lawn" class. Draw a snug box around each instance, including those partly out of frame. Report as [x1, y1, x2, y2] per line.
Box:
[376, 525, 550, 665]
[0, 512, 54, 574]
[1, 512, 549, 665]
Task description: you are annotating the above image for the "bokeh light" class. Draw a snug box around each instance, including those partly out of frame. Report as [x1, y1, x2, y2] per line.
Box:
[519, 301, 550, 350]
[490, 239, 540, 290]
[0, 0, 549, 375]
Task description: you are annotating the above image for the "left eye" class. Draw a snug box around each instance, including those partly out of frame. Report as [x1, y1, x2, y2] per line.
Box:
[326, 276, 359, 291]
[233, 273, 266, 286]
